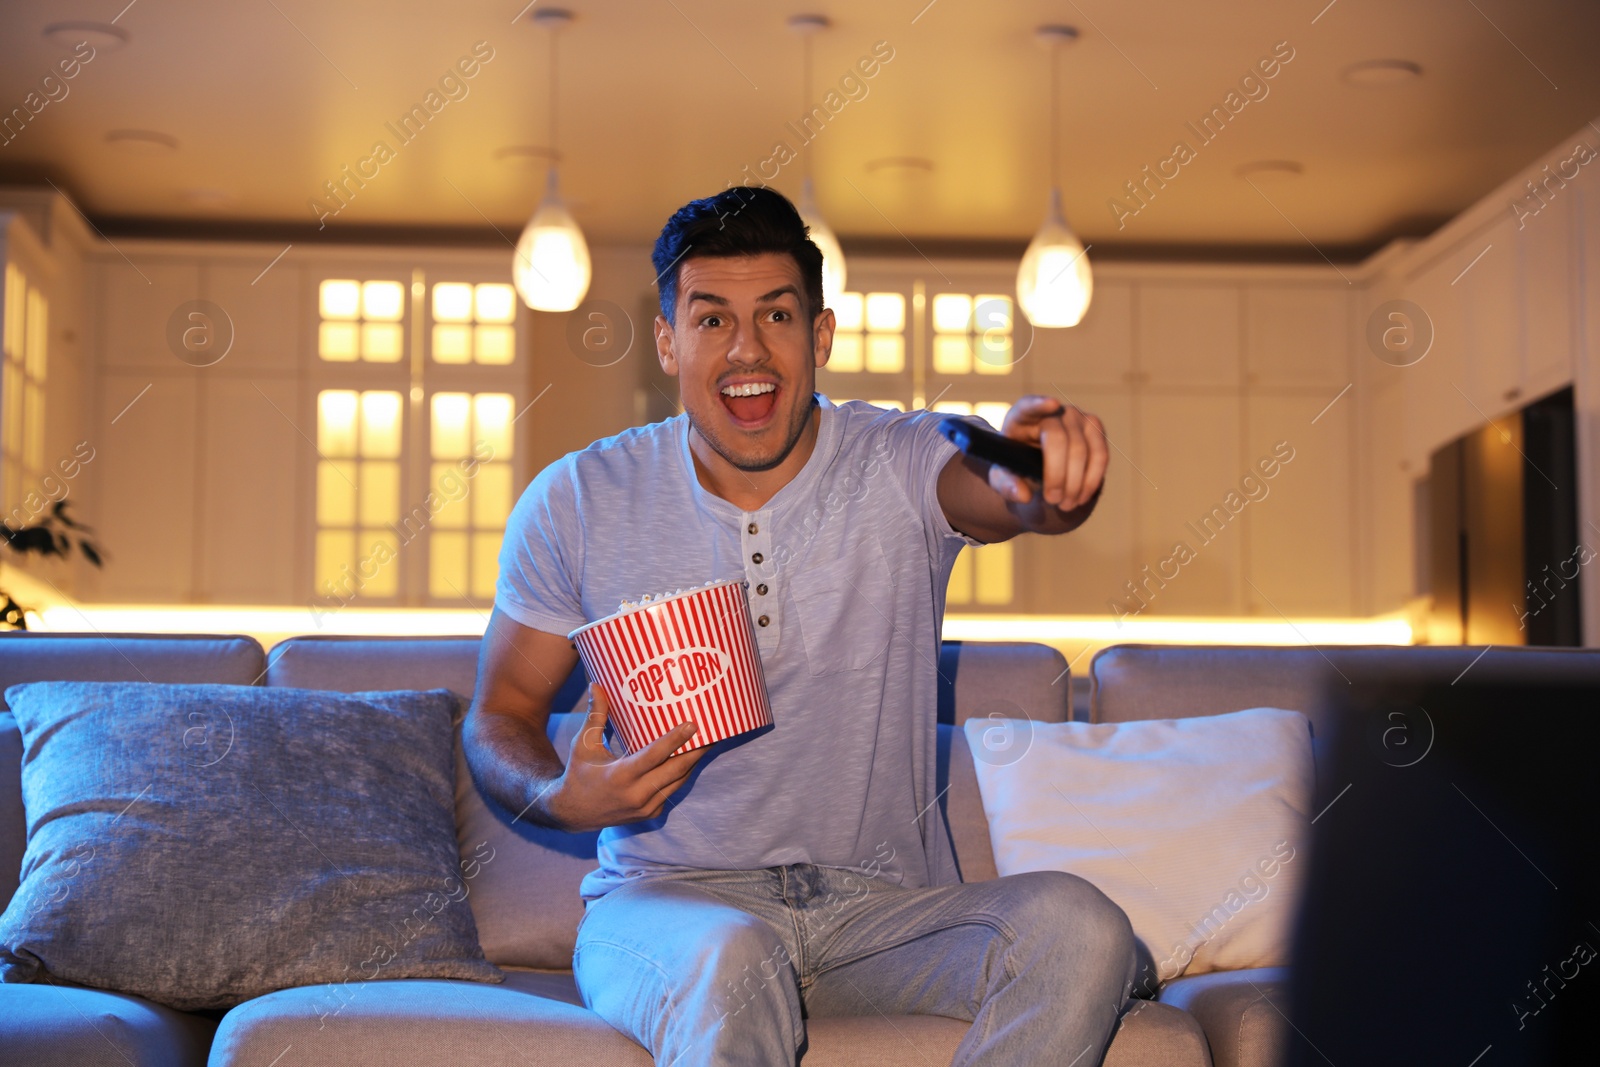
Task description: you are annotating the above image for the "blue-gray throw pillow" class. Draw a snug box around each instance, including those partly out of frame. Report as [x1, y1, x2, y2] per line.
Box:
[0, 682, 502, 1010]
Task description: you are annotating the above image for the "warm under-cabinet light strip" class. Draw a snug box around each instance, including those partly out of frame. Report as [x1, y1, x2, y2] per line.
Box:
[32, 605, 1414, 648]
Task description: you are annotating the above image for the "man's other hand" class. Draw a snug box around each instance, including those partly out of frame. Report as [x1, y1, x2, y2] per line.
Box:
[546, 685, 708, 832]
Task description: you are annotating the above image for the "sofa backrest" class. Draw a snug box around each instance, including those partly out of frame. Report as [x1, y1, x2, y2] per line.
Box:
[1089, 644, 1600, 740]
[262, 635, 1069, 965]
[0, 633, 267, 913]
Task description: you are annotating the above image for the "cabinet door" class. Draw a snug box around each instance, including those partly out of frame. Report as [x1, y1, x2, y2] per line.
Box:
[1456, 217, 1524, 417]
[1032, 281, 1133, 389]
[1245, 286, 1351, 389]
[1520, 192, 1574, 399]
[1402, 256, 1474, 460]
[1032, 388, 1136, 613]
[1244, 392, 1355, 615]
[199, 377, 302, 602]
[85, 372, 198, 600]
[1132, 392, 1242, 615]
[1363, 378, 1416, 614]
[203, 260, 303, 373]
[1136, 283, 1241, 388]
[100, 260, 202, 370]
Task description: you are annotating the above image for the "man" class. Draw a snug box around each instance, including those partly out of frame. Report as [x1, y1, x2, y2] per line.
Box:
[465, 187, 1135, 1066]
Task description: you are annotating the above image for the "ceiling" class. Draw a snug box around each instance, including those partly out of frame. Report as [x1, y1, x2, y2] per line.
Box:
[2, 0, 1598, 257]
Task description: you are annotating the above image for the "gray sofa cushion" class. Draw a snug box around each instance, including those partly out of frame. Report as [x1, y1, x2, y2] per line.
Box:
[0, 682, 500, 1009]
[937, 640, 1073, 725]
[210, 968, 1202, 1067]
[1160, 966, 1289, 1067]
[0, 980, 218, 1067]
[1089, 643, 1600, 737]
[264, 635, 598, 968]
[264, 637, 1069, 964]
[0, 633, 269, 911]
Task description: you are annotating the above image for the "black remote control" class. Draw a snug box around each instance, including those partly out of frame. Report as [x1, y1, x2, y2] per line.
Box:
[938, 417, 1044, 482]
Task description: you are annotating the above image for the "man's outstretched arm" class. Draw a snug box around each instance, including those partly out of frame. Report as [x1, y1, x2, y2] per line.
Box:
[463, 608, 706, 833]
[936, 395, 1109, 544]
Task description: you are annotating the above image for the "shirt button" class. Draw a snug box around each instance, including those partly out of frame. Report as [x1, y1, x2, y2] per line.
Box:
[756, 583, 768, 596]
[752, 552, 764, 564]
[747, 522, 759, 535]
[758, 614, 770, 627]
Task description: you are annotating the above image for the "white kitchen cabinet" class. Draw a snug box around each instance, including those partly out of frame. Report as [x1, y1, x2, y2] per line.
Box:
[1245, 286, 1352, 390]
[84, 372, 199, 601]
[1030, 388, 1136, 614]
[1243, 392, 1355, 615]
[1457, 215, 1524, 418]
[202, 260, 303, 373]
[1137, 283, 1241, 388]
[1032, 280, 1134, 389]
[1519, 192, 1576, 402]
[198, 376, 303, 603]
[1132, 392, 1243, 615]
[99, 259, 202, 370]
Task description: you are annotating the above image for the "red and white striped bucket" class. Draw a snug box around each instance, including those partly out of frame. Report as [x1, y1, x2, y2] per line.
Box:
[568, 579, 773, 755]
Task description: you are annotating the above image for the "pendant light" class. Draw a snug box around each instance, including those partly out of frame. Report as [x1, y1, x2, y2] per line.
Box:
[788, 14, 846, 311]
[1016, 25, 1092, 328]
[513, 8, 591, 312]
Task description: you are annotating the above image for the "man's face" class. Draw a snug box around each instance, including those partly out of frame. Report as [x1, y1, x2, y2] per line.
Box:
[655, 252, 834, 472]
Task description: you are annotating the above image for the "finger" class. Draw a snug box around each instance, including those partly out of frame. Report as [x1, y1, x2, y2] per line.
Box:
[987, 463, 1032, 505]
[1001, 394, 1063, 435]
[1059, 408, 1089, 507]
[1038, 418, 1067, 505]
[1078, 415, 1110, 508]
[640, 756, 705, 813]
[574, 685, 613, 757]
[640, 745, 709, 795]
[630, 716, 701, 771]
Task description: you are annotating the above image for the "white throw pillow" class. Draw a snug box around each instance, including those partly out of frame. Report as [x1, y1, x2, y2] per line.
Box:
[965, 707, 1312, 986]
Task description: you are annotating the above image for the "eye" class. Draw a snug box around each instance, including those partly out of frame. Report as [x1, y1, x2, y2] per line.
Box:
[770, 309, 790, 322]
[701, 314, 723, 328]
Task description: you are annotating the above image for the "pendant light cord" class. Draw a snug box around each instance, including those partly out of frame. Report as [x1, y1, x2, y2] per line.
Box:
[1050, 41, 1060, 192]
[802, 32, 813, 182]
[549, 25, 560, 164]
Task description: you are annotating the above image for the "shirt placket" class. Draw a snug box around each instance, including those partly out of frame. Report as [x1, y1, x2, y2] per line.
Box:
[742, 507, 780, 653]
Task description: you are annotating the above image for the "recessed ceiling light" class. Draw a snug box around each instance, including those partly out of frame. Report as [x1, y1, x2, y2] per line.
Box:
[104, 129, 179, 154]
[493, 145, 560, 166]
[42, 21, 130, 51]
[1235, 160, 1304, 182]
[1034, 25, 1080, 48]
[864, 156, 935, 175]
[1341, 59, 1422, 87]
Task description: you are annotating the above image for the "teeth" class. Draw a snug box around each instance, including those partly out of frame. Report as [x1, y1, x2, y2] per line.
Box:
[721, 382, 777, 397]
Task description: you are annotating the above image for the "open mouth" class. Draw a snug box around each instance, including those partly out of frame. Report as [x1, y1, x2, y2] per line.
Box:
[719, 381, 779, 426]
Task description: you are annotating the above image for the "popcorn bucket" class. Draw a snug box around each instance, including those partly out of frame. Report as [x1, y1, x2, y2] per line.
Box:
[568, 579, 773, 755]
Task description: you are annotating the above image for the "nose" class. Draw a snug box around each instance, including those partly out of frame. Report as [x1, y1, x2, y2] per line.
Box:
[726, 317, 769, 366]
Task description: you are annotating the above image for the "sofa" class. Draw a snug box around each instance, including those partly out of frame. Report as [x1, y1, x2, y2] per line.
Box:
[3, 632, 1596, 1067]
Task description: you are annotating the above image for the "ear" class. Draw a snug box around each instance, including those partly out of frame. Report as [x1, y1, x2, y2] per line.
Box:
[812, 306, 836, 370]
[654, 314, 679, 376]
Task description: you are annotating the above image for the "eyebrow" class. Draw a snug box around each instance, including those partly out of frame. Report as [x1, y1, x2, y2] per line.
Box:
[686, 285, 802, 308]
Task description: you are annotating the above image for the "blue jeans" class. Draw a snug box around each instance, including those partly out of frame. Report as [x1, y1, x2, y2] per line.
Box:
[572, 864, 1138, 1066]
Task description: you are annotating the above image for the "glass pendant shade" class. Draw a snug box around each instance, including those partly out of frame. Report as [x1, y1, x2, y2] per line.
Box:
[513, 169, 591, 312]
[797, 177, 846, 312]
[1016, 188, 1092, 328]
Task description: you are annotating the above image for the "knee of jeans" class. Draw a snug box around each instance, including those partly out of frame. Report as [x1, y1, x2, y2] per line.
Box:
[1006, 870, 1136, 965]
